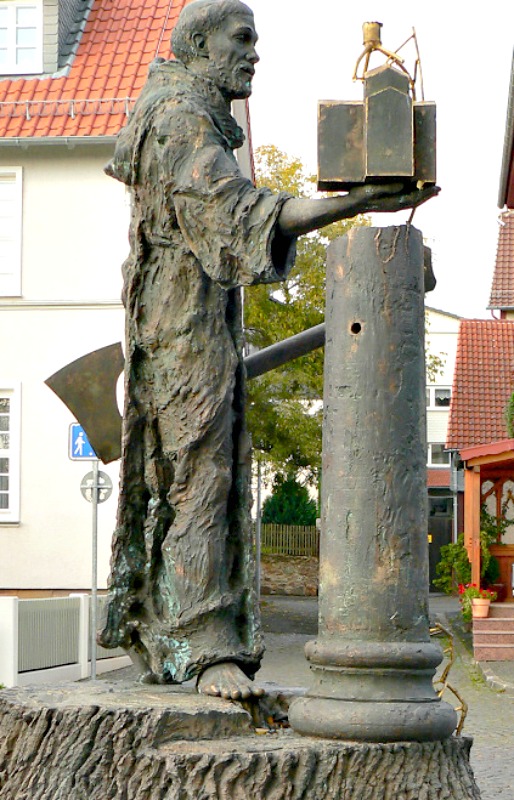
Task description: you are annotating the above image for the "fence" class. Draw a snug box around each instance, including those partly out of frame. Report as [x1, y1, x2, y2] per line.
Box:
[259, 523, 319, 557]
[0, 594, 130, 688]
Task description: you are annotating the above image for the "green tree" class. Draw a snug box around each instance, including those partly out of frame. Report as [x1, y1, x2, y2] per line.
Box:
[425, 312, 446, 384]
[245, 145, 369, 481]
[246, 146, 442, 482]
[262, 473, 317, 526]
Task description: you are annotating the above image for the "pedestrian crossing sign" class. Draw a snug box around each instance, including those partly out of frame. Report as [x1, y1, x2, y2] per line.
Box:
[69, 423, 97, 460]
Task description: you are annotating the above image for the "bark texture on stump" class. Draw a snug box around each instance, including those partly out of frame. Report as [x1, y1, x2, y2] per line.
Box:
[0, 683, 481, 799]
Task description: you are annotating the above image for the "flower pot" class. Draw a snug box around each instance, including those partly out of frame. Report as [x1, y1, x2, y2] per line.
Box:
[472, 598, 491, 618]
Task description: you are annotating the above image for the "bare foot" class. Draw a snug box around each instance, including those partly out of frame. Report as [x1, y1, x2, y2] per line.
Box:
[197, 662, 265, 700]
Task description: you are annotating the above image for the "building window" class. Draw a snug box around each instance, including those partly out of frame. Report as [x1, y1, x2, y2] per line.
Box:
[0, 2, 42, 75]
[0, 167, 22, 296]
[429, 496, 452, 516]
[428, 443, 450, 467]
[426, 386, 452, 409]
[0, 386, 20, 522]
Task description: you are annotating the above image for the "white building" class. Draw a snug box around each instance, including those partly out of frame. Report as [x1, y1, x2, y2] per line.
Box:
[0, 0, 189, 596]
[0, 0, 463, 597]
[425, 306, 460, 483]
[424, 306, 460, 586]
[0, 0, 259, 597]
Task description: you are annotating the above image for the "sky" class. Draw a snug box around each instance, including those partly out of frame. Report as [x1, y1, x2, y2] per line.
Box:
[245, 0, 514, 320]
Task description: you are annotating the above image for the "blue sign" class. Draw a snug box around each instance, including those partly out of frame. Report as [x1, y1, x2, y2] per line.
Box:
[69, 423, 97, 460]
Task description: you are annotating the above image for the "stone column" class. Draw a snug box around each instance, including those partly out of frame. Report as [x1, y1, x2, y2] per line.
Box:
[289, 225, 457, 742]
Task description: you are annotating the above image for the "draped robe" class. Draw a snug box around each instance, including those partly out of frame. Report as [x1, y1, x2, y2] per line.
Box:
[99, 59, 296, 683]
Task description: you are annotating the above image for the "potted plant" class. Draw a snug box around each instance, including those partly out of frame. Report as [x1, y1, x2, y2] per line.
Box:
[458, 583, 497, 622]
[433, 505, 508, 599]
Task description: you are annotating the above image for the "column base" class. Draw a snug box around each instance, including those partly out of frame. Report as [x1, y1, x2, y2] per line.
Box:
[289, 695, 458, 742]
[289, 638, 458, 742]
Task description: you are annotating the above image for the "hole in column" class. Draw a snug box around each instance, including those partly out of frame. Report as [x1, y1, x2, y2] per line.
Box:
[350, 322, 362, 334]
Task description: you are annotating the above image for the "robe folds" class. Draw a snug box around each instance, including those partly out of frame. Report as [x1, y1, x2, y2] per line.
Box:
[99, 59, 296, 683]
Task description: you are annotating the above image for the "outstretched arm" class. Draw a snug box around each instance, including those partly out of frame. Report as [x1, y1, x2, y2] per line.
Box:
[277, 183, 439, 238]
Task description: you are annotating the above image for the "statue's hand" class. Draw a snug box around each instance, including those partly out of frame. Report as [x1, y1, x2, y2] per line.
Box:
[349, 182, 440, 214]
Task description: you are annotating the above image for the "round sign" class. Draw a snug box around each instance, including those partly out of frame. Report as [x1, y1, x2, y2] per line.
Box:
[80, 471, 113, 503]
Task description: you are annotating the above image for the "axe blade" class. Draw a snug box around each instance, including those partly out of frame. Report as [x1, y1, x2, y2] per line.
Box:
[45, 343, 124, 464]
[45, 323, 328, 465]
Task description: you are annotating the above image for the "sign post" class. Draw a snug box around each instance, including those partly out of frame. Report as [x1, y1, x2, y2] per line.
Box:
[70, 424, 112, 679]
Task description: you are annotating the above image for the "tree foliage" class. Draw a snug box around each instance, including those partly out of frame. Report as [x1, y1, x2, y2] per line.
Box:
[433, 506, 505, 594]
[244, 145, 369, 481]
[424, 312, 446, 384]
[245, 145, 444, 482]
[261, 473, 318, 526]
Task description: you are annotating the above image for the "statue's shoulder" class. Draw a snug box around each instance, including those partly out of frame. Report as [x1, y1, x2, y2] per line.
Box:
[137, 60, 213, 133]
[106, 61, 227, 185]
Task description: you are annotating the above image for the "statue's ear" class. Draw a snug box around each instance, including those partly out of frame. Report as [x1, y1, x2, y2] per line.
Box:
[192, 32, 209, 58]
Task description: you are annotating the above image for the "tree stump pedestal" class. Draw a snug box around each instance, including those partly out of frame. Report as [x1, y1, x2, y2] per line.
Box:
[0, 681, 481, 799]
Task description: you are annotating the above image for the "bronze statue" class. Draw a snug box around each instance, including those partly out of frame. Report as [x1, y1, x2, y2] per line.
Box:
[99, 0, 437, 699]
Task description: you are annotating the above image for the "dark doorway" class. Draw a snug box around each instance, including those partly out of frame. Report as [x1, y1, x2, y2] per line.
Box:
[428, 494, 453, 592]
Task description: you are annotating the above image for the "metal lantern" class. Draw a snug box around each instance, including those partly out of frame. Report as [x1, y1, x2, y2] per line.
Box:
[317, 23, 436, 191]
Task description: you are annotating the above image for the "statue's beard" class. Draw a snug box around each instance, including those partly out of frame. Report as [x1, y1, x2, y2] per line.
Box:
[207, 63, 253, 100]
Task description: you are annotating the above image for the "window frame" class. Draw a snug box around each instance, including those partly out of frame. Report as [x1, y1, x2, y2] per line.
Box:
[0, 1, 43, 75]
[0, 384, 21, 523]
[428, 442, 451, 468]
[426, 385, 452, 410]
[0, 166, 23, 297]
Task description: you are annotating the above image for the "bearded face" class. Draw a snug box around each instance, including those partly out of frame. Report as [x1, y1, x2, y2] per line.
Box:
[202, 13, 259, 100]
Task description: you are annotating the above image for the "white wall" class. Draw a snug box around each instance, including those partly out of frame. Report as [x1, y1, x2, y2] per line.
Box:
[425, 306, 460, 458]
[0, 143, 128, 590]
[17, 145, 129, 301]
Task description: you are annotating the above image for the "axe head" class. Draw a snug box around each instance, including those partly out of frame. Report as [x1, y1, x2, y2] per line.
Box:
[46, 343, 124, 464]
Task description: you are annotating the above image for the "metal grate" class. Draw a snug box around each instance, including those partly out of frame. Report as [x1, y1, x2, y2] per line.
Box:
[18, 597, 81, 671]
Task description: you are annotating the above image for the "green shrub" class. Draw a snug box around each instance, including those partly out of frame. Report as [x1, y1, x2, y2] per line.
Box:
[434, 505, 508, 594]
[433, 533, 471, 594]
[262, 473, 317, 526]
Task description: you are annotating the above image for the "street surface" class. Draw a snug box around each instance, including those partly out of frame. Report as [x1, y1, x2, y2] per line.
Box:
[260, 596, 514, 800]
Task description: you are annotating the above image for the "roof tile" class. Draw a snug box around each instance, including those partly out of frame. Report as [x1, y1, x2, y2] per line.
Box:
[0, 0, 187, 139]
[489, 211, 514, 309]
[447, 319, 514, 451]
[427, 469, 451, 489]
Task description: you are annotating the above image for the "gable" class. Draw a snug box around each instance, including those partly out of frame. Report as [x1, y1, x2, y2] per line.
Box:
[447, 319, 514, 451]
[489, 211, 514, 310]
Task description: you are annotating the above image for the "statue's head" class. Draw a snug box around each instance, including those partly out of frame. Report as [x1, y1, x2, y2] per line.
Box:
[171, 0, 259, 100]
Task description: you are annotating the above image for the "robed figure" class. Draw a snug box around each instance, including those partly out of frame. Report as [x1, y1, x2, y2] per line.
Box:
[100, 0, 436, 699]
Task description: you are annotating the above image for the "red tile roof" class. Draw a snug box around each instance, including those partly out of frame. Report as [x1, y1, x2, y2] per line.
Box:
[489, 211, 514, 309]
[427, 469, 451, 489]
[0, 0, 187, 140]
[446, 319, 514, 451]
[460, 439, 514, 462]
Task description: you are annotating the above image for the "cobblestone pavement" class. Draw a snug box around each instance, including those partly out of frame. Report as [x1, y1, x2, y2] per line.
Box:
[261, 597, 514, 800]
[434, 619, 514, 800]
